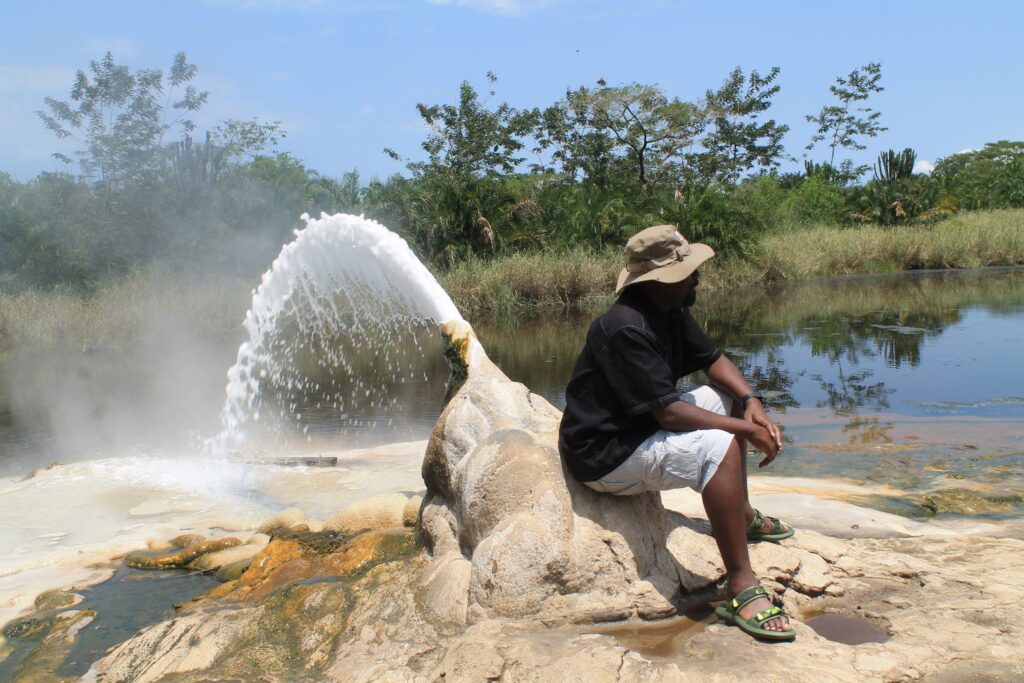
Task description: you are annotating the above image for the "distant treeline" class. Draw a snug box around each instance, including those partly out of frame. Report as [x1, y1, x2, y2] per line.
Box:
[2, 52, 1023, 291]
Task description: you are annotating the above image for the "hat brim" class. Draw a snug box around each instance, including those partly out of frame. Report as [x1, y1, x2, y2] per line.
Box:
[615, 243, 715, 295]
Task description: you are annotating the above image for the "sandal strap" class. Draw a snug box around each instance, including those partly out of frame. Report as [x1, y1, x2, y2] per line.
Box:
[753, 606, 784, 625]
[749, 509, 789, 535]
[747, 509, 765, 534]
[731, 585, 769, 611]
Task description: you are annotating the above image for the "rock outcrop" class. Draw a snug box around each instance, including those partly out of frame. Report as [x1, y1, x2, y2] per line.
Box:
[420, 321, 688, 625]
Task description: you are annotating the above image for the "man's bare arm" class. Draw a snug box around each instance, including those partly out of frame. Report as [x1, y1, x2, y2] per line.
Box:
[704, 355, 755, 404]
[649, 401, 778, 458]
[704, 354, 783, 463]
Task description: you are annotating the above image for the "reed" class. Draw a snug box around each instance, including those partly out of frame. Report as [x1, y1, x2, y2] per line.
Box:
[443, 209, 1024, 316]
[752, 209, 1024, 281]
[0, 268, 250, 351]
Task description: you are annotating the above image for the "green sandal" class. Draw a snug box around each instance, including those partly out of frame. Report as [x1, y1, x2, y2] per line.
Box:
[747, 509, 795, 542]
[715, 585, 796, 641]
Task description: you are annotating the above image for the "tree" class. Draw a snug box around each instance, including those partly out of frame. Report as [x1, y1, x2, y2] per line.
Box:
[565, 81, 704, 192]
[805, 62, 886, 182]
[697, 66, 789, 183]
[37, 52, 207, 192]
[388, 72, 536, 180]
[932, 141, 1024, 210]
[382, 74, 539, 262]
[532, 92, 617, 186]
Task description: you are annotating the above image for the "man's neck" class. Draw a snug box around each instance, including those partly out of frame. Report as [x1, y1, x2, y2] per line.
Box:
[636, 286, 676, 313]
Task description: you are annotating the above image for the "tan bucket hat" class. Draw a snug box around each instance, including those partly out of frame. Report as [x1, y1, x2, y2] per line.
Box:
[615, 225, 715, 294]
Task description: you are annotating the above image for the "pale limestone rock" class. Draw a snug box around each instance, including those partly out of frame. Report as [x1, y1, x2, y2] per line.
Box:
[187, 534, 269, 570]
[420, 552, 471, 625]
[748, 539, 801, 582]
[246, 532, 271, 546]
[402, 494, 423, 527]
[786, 528, 847, 562]
[665, 514, 724, 590]
[95, 605, 261, 682]
[789, 547, 834, 595]
[256, 507, 306, 534]
[420, 327, 698, 624]
[325, 493, 413, 533]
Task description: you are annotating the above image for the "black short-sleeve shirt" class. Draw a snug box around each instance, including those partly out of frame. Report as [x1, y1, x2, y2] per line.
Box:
[558, 290, 721, 482]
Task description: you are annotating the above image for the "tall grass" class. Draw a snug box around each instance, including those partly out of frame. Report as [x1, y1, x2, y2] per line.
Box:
[753, 209, 1024, 281]
[0, 268, 250, 351]
[443, 209, 1024, 316]
[436, 249, 624, 319]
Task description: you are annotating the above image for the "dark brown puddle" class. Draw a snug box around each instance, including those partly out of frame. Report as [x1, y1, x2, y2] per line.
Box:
[806, 612, 889, 644]
[588, 604, 713, 657]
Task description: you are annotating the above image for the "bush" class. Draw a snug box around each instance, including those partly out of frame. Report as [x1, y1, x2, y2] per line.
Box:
[782, 175, 845, 226]
[932, 141, 1024, 211]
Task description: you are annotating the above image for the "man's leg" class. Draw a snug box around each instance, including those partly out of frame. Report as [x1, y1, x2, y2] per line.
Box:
[701, 437, 789, 632]
[728, 397, 790, 537]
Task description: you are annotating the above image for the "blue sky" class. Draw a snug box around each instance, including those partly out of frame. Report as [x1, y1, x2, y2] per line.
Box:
[2, 0, 1021, 182]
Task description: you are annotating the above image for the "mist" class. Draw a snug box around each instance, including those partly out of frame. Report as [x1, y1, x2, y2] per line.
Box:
[1, 299, 241, 475]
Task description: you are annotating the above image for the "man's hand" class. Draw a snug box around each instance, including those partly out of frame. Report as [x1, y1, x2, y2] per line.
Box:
[744, 422, 780, 468]
[744, 399, 783, 452]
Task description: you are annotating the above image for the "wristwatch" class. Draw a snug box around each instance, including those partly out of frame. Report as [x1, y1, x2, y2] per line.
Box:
[740, 391, 765, 408]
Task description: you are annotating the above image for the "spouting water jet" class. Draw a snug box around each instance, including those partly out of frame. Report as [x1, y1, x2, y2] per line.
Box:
[215, 213, 470, 454]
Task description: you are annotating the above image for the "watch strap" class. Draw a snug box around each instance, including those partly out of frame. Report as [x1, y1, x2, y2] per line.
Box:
[740, 391, 764, 407]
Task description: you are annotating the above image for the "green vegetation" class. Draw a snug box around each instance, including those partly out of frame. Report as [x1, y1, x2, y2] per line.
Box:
[2, 51, 1024, 315]
[4, 210, 1018, 353]
[0, 268, 250, 350]
[442, 209, 1024, 317]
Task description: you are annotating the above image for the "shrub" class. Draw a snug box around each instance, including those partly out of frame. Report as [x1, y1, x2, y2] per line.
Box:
[782, 175, 845, 226]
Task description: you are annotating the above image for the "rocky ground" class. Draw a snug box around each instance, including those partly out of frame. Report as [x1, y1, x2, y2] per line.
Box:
[2, 324, 1022, 682]
[3, 497, 1020, 683]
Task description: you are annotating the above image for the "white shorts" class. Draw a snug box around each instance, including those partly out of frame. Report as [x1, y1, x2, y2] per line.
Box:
[584, 385, 735, 496]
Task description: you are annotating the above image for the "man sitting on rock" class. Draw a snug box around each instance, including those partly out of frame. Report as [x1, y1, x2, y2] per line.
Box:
[558, 224, 796, 641]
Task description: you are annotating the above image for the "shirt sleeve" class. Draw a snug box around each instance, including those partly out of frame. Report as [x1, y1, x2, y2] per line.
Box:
[679, 310, 721, 375]
[595, 326, 680, 417]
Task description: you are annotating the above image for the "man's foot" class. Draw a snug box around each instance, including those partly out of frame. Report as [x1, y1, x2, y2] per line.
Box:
[716, 584, 795, 640]
[746, 508, 794, 542]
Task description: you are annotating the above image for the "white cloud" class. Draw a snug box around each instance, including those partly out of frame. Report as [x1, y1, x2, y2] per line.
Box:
[85, 38, 137, 58]
[428, 0, 558, 16]
[913, 159, 934, 175]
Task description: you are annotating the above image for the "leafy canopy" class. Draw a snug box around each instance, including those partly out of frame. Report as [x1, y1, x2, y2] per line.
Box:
[37, 52, 208, 187]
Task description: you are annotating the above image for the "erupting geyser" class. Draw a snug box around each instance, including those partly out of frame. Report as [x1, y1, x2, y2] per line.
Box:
[217, 213, 465, 451]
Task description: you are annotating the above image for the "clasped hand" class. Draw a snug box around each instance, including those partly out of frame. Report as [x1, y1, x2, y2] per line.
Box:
[744, 400, 783, 468]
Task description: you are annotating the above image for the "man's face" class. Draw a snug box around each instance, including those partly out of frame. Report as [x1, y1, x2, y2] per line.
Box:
[639, 269, 701, 310]
[668, 269, 700, 309]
